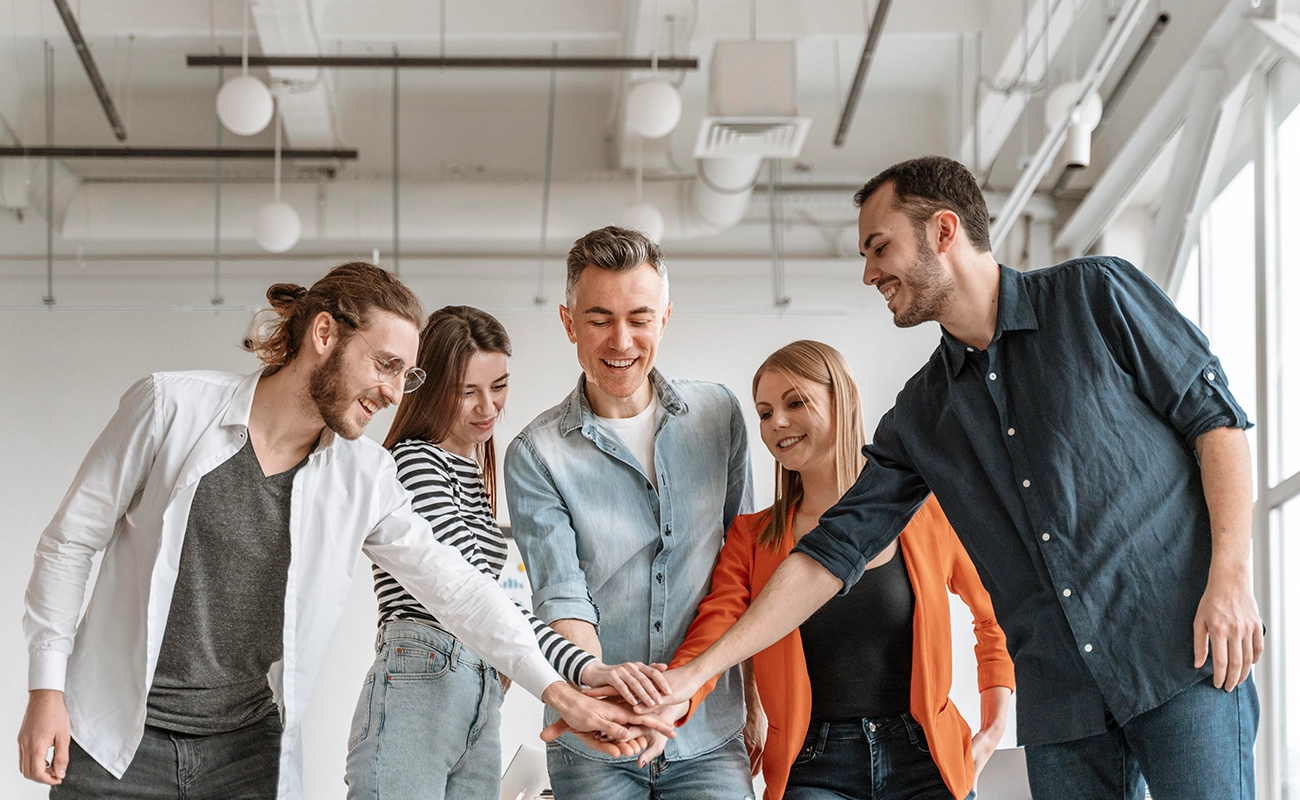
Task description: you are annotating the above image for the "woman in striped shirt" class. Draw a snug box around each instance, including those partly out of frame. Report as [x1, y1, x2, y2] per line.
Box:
[345, 305, 668, 800]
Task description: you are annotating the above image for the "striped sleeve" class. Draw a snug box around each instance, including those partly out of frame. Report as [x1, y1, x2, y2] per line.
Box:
[520, 603, 595, 686]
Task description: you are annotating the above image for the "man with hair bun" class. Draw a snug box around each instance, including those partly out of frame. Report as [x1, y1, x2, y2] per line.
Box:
[18, 261, 672, 800]
[506, 227, 757, 799]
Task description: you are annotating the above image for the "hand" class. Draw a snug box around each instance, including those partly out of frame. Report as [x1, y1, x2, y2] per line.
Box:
[743, 702, 766, 777]
[581, 660, 670, 707]
[17, 690, 70, 786]
[631, 664, 707, 714]
[635, 700, 688, 768]
[498, 674, 512, 695]
[970, 727, 998, 779]
[1193, 565, 1264, 691]
[971, 685, 1011, 781]
[539, 682, 675, 758]
[550, 725, 649, 758]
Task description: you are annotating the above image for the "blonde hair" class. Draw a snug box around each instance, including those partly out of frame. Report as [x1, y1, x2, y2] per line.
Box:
[751, 340, 867, 551]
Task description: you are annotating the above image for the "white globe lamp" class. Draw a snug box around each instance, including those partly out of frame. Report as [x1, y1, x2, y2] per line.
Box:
[1045, 81, 1103, 170]
[620, 202, 665, 243]
[253, 201, 302, 253]
[626, 80, 682, 140]
[217, 74, 275, 137]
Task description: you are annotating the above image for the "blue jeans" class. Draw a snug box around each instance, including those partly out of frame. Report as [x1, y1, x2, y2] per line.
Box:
[784, 714, 971, 800]
[345, 621, 506, 800]
[51, 713, 281, 799]
[1024, 674, 1259, 800]
[547, 732, 754, 800]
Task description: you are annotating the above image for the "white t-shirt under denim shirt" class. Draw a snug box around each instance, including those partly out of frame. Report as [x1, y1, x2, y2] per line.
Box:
[597, 393, 660, 490]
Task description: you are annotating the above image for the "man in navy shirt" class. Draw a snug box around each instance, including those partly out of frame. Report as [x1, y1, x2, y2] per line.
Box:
[649, 156, 1262, 799]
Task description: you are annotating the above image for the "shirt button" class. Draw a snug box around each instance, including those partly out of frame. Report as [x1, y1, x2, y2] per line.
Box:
[1062, 588, 1072, 597]
[989, 372, 997, 380]
[868, 722, 877, 732]
[1084, 643, 1093, 653]
[1207, 372, 1216, 381]
[966, 347, 974, 353]
[665, 527, 672, 536]
[1007, 427, 1016, 436]
[656, 573, 664, 584]
[1022, 479, 1031, 488]
[1042, 533, 1051, 541]
[654, 621, 662, 631]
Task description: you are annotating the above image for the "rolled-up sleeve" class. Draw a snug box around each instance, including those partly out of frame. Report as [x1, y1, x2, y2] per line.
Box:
[793, 407, 931, 593]
[1099, 258, 1251, 445]
[504, 434, 598, 627]
[722, 387, 755, 533]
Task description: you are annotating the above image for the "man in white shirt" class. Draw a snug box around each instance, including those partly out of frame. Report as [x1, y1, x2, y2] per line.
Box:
[18, 262, 669, 799]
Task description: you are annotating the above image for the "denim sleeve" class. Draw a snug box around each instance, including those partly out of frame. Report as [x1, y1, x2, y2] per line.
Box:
[503, 434, 599, 628]
[1098, 258, 1251, 445]
[793, 406, 932, 594]
[722, 386, 755, 534]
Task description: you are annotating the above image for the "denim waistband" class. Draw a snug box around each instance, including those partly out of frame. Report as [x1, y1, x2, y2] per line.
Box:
[806, 712, 919, 742]
[376, 619, 493, 671]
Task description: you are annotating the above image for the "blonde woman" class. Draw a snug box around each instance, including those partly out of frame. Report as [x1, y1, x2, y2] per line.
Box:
[664, 340, 1014, 799]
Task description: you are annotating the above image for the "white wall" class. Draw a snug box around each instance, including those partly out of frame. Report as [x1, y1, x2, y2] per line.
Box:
[0, 255, 1010, 798]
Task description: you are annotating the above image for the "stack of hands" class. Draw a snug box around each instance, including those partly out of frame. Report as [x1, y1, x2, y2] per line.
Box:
[546, 662, 754, 772]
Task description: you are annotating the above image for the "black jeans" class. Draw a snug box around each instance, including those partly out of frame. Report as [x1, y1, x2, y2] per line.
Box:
[52, 713, 282, 800]
[784, 713, 971, 800]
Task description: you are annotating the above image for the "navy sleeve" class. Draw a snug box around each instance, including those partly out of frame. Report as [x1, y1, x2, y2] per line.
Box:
[1096, 257, 1250, 446]
[792, 406, 932, 593]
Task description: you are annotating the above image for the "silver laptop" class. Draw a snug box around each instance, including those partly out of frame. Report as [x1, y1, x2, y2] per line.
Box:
[975, 747, 1032, 799]
[499, 744, 550, 800]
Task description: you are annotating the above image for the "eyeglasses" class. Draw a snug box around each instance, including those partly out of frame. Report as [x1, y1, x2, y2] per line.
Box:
[354, 330, 426, 393]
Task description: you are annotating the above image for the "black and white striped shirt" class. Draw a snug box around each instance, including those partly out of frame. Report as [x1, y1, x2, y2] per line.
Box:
[374, 440, 595, 686]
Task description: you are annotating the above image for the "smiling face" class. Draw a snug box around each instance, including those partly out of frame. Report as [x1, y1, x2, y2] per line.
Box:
[753, 368, 836, 477]
[559, 262, 672, 417]
[309, 309, 419, 440]
[438, 350, 510, 458]
[857, 182, 956, 328]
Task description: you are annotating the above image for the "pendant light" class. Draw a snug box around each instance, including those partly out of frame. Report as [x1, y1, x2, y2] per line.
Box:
[253, 101, 301, 252]
[216, 0, 274, 136]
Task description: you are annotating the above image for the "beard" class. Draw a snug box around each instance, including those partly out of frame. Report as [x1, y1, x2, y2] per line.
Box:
[309, 344, 365, 440]
[893, 227, 955, 328]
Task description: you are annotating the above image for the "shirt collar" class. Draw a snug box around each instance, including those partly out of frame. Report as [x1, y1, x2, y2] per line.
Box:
[559, 368, 687, 436]
[220, 368, 338, 455]
[940, 264, 1040, 377]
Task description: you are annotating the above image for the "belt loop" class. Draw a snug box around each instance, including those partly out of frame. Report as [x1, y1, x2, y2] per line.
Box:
[816, 721, 830, 757]
[449, 637, 460, 671]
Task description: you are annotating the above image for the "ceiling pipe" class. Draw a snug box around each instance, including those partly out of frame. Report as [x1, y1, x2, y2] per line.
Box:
[1051, 10, 1170, 196]
[51, 0, 127, 141]
[988, 0, 1149, 254]
[187, 54, 698, 70]
[0, 146, 358, 160]
[833, 0, 892, 147]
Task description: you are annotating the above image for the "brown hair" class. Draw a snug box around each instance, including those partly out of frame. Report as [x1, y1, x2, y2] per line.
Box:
[752, 340, 867, 551]
[565, 225, 669, 308]
[244, 261, 424, 374]
[853, 155, 991, 253]
[383, 306, 512, 514]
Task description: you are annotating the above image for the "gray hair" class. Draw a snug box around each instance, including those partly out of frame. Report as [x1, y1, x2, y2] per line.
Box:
[564, 226, 670, 309]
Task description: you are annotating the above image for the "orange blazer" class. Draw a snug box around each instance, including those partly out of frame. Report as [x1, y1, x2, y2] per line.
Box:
[671, 495, 1015, 800]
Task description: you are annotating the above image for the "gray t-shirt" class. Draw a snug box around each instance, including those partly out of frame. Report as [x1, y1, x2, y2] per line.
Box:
[146, 438, 304, 734]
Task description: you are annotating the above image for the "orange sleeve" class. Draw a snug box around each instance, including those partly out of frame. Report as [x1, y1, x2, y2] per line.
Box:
[937, 508, 1016, 693]
[668, 515, 759, 725]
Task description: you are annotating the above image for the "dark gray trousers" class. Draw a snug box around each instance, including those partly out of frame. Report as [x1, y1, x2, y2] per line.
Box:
[51, 713, 281, 800]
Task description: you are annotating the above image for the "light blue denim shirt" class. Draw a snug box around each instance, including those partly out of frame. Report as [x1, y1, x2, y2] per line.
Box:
[506, 370, 754, 763]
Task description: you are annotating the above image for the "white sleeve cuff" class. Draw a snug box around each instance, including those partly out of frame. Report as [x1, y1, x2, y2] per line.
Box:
[29, 649, 68, 692]
[510, 651, 566, 700]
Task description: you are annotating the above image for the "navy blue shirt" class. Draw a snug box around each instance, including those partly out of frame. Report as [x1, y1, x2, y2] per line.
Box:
[794, 257, 1250, 746]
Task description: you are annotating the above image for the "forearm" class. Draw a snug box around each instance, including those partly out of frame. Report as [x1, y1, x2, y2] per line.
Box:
[1195, 426, 1254, 574]
[978, 686, 1012, 738]
[687, 553, 841, 682]
[553, 618, 602, 661]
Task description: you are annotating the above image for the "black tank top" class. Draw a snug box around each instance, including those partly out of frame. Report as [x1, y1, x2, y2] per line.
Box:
[799, 545, 915, 721]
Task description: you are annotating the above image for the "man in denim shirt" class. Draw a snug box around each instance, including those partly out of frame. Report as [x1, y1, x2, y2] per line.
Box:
[506, 226, 755, 799]
[649, 158, 1262, 800]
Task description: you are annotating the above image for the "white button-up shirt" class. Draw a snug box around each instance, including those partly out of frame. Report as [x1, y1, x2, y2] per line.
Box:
[24, 370, 562, 799]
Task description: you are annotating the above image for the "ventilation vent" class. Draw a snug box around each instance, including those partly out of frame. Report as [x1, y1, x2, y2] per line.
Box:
[693, 117, 812, 159]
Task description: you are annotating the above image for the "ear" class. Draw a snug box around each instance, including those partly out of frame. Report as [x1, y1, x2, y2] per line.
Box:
[933, 209, 961, 256]
[306, 311, 339, 357]
[657, 302, 673, 340]
[558, 304, 578, 345]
